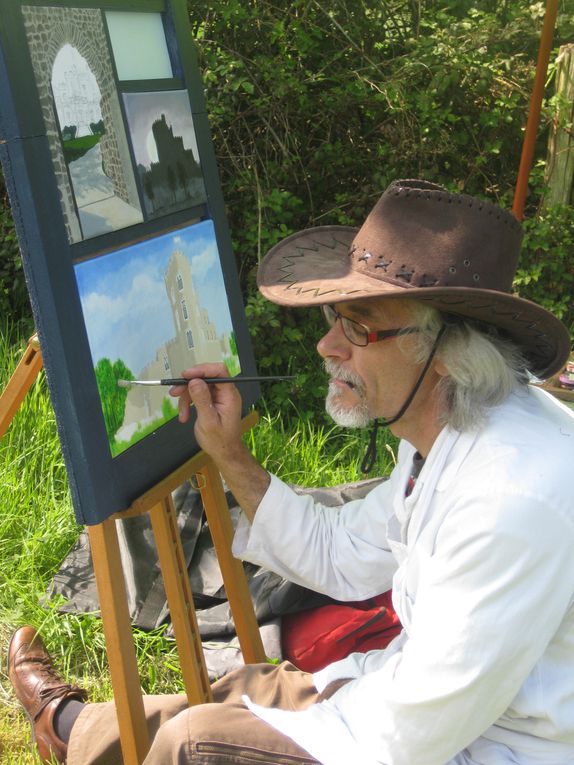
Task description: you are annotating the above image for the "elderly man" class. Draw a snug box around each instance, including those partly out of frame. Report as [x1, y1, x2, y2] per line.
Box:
[9, 179, 574, 765]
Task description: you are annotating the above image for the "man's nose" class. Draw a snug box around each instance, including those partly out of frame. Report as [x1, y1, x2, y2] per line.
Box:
[317, 321, 352, 360]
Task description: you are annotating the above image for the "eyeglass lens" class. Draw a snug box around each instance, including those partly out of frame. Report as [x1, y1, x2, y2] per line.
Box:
[321, 305, 368, 346]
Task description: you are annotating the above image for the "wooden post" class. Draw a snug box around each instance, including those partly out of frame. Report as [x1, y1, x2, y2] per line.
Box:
[196, 456, 267, 665]
[513, 0, 558, 220]
[88, 520, 150, 765]
[544, 44, 574, 207]
[150, 495, 213, 705]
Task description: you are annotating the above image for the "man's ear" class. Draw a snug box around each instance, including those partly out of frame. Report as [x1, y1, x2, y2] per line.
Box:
[433, 357, 449, 378]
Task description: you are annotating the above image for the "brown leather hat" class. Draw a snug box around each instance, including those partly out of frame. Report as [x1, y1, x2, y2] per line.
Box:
[257, 179, 570, 379]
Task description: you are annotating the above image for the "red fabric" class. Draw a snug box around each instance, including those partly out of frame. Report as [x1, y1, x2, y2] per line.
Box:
[281, 590, 402, 673]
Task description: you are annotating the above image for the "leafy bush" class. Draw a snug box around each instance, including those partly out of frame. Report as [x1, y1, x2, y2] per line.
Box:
[188, 0, 574, 405]
[190, 0, 573, 277]
[515, 204, 574, 338]
[245, 291, 329, 420]
[0, 172, 29, 321]
[1, 1, 573, 418]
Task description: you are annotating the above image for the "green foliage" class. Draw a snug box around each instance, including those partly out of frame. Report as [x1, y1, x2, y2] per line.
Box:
[111, 407, 175, 456]
[186, 0, 573, 408]
[90, 119, 105, 136]
[514, 202, 574, 339]
[0, 173, 29, 321]
[62, 133, 101, 163]
[245, 291, 330, 420]
[93, 358, 134, 444]
[224, 353, 241, 376]
[162, 395, 179, 421]
[61, 124, 77, 141]
[190, 0, 572, 276]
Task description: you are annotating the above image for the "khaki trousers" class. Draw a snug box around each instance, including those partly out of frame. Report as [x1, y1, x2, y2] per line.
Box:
[68, 662, 322, 765]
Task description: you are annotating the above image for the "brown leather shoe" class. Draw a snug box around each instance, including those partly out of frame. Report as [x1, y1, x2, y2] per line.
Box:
[8, 626, 88, 764]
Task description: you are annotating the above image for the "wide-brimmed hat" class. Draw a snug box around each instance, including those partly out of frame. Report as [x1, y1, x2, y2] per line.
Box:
[257, 179, 570, 379]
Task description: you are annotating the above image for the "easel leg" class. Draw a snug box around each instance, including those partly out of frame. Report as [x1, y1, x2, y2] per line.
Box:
[196, 458, 267, 664]
[150, 496, 212, 705]
[88, 520, 150, 765]
[0, 334, 42, 438]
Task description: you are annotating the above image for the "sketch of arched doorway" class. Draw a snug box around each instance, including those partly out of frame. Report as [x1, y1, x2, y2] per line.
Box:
[22, 6, 143, 242]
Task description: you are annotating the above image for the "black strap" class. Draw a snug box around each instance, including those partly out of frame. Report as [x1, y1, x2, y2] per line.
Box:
[361, 325, 446, 473]
[360, 418, 379, 474]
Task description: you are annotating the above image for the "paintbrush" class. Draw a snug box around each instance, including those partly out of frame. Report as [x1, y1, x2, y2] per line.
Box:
[117, 375, 295, 388]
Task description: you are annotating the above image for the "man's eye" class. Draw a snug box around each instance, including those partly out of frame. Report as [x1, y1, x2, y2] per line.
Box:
[347, 322, 364, 340]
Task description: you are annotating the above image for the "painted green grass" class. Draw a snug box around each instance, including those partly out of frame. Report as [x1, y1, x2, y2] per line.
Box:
[108, 356, 241, 457]
[62, 134, 101, 163]
[224, 354, 241, 377]
[110, 398, 180, 457]
[0, 319, 396, 761]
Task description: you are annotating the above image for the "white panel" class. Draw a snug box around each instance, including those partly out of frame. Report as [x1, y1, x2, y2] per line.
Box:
[105, 11, 173, 81]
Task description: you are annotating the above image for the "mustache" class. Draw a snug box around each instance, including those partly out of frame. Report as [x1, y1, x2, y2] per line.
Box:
[323, 359, 365, 393]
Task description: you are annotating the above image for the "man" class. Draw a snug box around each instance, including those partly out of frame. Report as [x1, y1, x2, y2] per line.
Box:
[9, 179, 574, 765]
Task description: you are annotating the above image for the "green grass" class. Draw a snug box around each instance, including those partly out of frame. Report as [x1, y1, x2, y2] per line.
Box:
[62, 134, 101, 163]
[0, 319, 396, 761]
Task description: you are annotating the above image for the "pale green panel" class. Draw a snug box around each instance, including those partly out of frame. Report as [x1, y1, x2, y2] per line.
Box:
[105, 12, 173, 80]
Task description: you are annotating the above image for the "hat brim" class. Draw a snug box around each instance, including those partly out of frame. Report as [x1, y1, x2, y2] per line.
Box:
[257, 225, 570, 380]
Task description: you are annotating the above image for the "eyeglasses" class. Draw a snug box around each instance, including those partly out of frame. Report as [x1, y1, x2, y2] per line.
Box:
[321, 304, 419, 347]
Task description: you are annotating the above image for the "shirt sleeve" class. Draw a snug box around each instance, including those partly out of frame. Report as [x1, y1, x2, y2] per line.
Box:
[232, 472, 399, 601]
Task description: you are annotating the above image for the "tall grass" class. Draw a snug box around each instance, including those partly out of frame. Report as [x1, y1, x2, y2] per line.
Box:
[0, 320, 396, 762]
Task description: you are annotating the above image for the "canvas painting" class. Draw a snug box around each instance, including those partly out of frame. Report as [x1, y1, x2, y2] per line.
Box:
[105, 11, 173, 81]
[123, 90, 207, 218]
[74, 219, 240, 457]
[22, 5, 143, 242]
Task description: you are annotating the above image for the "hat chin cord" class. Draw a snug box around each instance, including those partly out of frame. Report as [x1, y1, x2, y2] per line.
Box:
[360, 325, 446, 473]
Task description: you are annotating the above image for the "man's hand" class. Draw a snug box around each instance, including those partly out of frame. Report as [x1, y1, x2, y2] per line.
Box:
[170, 363, 270, 521]
[170, 363, 243, 457]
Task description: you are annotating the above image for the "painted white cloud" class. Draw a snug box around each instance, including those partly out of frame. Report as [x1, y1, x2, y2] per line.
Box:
[189, 238, 217, 280]
[82, 271, 173, 374]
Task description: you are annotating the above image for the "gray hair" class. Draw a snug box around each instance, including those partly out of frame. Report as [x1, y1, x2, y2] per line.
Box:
[403, 300, 530, 432]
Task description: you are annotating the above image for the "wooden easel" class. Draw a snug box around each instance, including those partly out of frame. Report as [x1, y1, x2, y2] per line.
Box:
[1, 333, 266, 765]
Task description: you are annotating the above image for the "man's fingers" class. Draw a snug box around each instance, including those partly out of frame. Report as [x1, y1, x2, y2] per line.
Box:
[180, 362, 229, 381]
[177, 390, 192, 423]
[187, 379, 216, 417]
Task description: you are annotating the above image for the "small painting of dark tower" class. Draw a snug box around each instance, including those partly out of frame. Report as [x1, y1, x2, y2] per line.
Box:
[124, 90, 208, 218]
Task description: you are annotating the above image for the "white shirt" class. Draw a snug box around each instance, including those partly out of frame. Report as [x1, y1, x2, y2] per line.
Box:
[232, 387, 574, 765]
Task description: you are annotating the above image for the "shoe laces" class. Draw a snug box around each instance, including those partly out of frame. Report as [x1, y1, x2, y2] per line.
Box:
[21, 652, 88, 720]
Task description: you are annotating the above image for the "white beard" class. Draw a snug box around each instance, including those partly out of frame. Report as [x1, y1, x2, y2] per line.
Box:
[324, 360, 372, 428]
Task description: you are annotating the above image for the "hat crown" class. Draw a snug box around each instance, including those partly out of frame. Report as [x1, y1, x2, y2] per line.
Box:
[350, 179, 523, 293]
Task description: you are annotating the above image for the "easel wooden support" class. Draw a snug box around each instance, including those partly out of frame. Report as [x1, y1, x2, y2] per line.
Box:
[0, 333, 42, 439]
[1, 334, 266, 765]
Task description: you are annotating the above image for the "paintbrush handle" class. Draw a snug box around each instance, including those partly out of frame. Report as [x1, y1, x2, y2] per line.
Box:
[161, 375, 295, 385]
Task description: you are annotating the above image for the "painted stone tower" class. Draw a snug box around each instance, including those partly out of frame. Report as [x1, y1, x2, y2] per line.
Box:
[119, 248, 230, 436]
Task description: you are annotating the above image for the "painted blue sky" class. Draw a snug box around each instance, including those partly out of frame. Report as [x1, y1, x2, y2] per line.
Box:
[74, 219, 235, 375]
